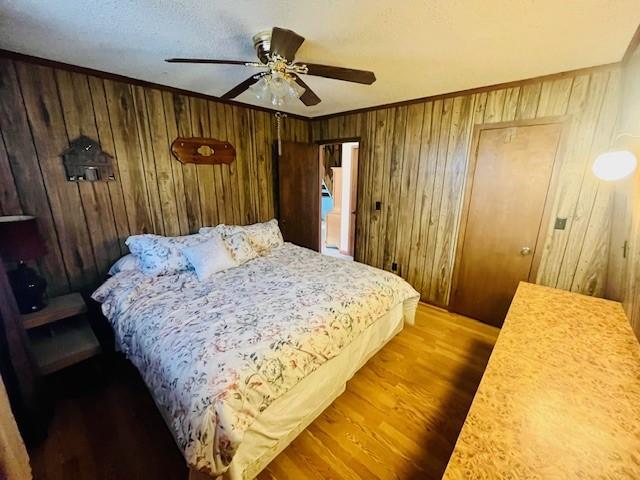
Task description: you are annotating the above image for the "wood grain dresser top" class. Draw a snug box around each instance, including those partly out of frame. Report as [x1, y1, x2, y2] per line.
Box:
[443, 282, 640, 479]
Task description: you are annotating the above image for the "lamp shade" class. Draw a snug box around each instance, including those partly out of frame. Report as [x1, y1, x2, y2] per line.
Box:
[0, 215, 47, 262]
[592, 150, 638, 181]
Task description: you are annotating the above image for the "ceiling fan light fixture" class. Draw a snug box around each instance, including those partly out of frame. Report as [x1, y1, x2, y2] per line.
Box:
[288, 79, 305, 99]
[248, 72, 305, 106]
[175, 27, 376, 107]
[248, 75, 270, 100]
[269, 73, 291, 97]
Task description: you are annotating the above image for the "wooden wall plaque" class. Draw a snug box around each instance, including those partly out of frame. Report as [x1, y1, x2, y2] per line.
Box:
[62, 136, 115, 181]
[171, 137, 236, 165]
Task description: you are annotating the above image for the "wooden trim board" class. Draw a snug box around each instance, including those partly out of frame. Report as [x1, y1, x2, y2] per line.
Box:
[311, 64, 620, 121]
[0, 49, 621, 121]
[316, 136, 362, 145]
[0, 49, 309, 121]
[622, 24, 640, 64]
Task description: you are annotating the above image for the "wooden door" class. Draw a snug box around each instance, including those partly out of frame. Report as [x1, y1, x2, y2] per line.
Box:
[450, 123, 562, 326]
[278, 141, 320, 251]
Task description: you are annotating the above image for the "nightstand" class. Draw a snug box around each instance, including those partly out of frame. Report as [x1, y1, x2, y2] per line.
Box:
[22, 293, 101, 375]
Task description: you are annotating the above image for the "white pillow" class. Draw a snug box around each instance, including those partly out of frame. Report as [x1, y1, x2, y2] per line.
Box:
[107, 254, 139, 276]
[200, 219, 283, 255]
[223, 231, 259, 265]
[125, 233, 203, 276]
[180, 235, 237, 281]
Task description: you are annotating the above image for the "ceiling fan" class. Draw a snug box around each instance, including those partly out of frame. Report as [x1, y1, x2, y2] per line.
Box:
[166, 27, 376, 107]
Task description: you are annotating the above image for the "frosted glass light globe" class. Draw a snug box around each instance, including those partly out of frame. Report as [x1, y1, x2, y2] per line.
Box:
[592, 150, 637, 181]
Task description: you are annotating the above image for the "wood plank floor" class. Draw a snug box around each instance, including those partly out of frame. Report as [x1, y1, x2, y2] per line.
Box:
[29, 304, 499, 480]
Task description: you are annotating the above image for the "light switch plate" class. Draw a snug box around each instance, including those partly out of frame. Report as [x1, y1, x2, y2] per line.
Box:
[554, 217, 567, 230]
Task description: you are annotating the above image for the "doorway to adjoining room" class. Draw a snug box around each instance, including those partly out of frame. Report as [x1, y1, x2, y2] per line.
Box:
[319, 141, 359, 261]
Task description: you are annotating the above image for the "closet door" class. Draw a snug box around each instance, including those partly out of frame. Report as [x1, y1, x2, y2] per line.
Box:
[278, 141, 320, 251]
[450, 122, 563, 326]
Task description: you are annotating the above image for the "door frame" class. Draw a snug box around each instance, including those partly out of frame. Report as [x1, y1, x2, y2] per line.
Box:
[449, 116, 570, 310]
[316, 137, 362, 260]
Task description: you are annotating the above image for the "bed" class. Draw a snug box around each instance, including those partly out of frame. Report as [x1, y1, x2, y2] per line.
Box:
[93, 242, 419, 479]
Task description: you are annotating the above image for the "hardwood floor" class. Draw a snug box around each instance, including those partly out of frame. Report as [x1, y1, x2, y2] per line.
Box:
[29, 304, 499, 480]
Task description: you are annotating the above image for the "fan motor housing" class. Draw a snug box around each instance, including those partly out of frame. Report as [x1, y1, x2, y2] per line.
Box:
[252, 30, 272, 64]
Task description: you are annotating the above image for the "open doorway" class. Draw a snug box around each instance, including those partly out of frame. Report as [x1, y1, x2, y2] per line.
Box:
[319, 141, 359, 261]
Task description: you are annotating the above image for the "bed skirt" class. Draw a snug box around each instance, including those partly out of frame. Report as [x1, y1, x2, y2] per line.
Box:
[190, 296, 418, 480]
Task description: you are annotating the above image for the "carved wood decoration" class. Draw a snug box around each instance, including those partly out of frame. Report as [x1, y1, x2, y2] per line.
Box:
[62, 135, 115, 181]
[171, 137, 236, 165]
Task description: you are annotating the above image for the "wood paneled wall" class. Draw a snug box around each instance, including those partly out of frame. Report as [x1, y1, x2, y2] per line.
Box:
[312, 66, 622, 306]
[610, 48, 640, 338]
[0, 57, 309, 295]
[0, 54, 626, 311]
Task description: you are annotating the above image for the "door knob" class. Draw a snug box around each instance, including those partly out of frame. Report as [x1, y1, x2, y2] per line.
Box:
[520, 246, 531, 256]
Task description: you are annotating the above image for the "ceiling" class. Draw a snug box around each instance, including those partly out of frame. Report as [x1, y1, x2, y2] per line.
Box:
[1, 1, 639, 117]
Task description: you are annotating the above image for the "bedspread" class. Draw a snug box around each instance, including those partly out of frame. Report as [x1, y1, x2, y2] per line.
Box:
[92, 243, 419, 475]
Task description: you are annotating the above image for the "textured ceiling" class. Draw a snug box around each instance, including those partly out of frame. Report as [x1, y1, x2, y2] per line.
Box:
[1, 0, 639, 117]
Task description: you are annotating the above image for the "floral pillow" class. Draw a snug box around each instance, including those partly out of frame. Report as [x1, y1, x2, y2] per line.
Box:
[200, 219, 283, 255]
[223, 231, 259, 265]
[125, 233, 203, 276]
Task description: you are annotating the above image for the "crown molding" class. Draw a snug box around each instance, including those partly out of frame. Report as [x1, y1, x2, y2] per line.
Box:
[311, 62, 620, 122]
[0, 49, 623, 123]
[0, 49, 311, 121]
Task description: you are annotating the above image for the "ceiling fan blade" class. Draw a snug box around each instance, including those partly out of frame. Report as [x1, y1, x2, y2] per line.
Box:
[303, 63, 376, 85]
[270, 27, 305, 61]
[165, 58, 253, 65]
[221, 75, 263, 99]
[291, 74, 321, 106]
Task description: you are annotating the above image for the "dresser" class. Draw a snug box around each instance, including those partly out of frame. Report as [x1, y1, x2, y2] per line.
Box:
[444, 282, 640, 478]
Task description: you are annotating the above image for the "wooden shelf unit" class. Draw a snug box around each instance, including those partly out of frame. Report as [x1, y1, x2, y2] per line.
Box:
[28, 317, 101, 375]
[21, 293, 101, 375]
[22, 293, 87, 329]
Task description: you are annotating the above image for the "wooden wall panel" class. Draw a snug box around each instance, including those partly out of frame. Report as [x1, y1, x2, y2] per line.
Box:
[0, 58, 301, 295]
[55, 70, 122, 274]
[190, 97, 216, 229]
[172, 94, 202, 232]
[609, 47, 640, 339]
[0, 59, 68, 294]
[17, 63, 99, 291]
[0, 54, 625, 312]
[0, 135, 20, 215]
[144, 88, 182, 237]
[87, 76, 131, 251]
[161, 90, 190, 236]
[394, 104, 426, 277]
[312, 66, 623, 306]
[208, 102, 230, 224]
[537, 71, 618, 296]
[104, 79, 154, 236]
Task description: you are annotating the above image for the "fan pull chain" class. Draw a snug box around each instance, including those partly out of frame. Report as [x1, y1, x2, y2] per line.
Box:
[275, 112, 287, 156]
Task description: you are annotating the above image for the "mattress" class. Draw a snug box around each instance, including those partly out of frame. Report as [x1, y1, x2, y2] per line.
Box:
[228, 298, 418, 480]
[93, 243, 419, 477]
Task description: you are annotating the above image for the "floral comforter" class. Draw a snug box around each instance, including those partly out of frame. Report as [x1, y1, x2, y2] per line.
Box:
[92, 243, 419, 476]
